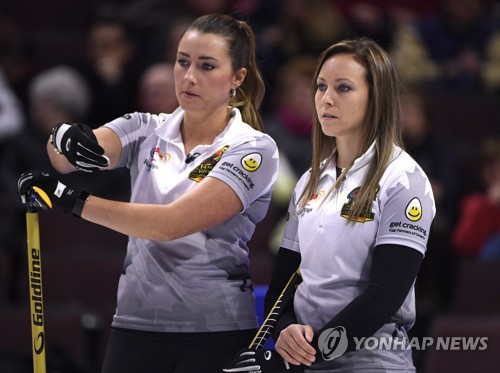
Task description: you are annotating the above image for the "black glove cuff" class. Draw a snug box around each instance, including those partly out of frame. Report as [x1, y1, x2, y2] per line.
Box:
[72, 190, 91, 218]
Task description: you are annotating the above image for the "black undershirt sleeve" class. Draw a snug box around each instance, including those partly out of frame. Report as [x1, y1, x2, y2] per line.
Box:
[264, 247, 301, 340]
[265, 244, 423, 358]
[312, 243, 423, 357]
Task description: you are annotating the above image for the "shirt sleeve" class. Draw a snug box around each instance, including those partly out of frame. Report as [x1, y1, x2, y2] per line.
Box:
[103, 112, 159, 168]
[208, 135, 279, 209]
[376, 165, 436, 256]
[278, 170, 312, 252]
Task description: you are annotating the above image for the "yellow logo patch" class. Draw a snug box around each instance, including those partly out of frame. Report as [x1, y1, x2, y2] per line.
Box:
[405, 197, 422, 221]
[241, 153, 262, 172]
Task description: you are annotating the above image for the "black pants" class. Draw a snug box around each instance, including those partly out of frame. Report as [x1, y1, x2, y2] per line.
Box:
[101, 327, 257, 373]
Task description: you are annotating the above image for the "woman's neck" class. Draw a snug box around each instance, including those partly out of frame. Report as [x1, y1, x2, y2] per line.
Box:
[335, 137, 362, 168]
[181, 107, 230, 155]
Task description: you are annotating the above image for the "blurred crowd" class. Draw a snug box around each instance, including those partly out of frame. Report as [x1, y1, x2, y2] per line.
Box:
[1, 0, 500, 371]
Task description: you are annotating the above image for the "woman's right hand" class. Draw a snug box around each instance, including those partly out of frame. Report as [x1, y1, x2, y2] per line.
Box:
[275, 324, 317, 367]
[48, 125, 121, 174]
[49, 122, 109, 172]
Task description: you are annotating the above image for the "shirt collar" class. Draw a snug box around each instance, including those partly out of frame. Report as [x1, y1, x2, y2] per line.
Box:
[322, 141, 377, 180]
[154, 106, 185, 143]
[154, 107, 243, 144]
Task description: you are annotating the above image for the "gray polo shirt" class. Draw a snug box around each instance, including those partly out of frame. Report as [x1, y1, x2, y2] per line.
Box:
[104, 107, 279, 332]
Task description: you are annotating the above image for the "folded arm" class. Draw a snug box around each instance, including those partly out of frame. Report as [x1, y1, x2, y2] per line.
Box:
[270, 244, 423, 366]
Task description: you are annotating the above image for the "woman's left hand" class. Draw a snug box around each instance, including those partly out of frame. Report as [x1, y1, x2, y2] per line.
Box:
[275, 323, 316, 367]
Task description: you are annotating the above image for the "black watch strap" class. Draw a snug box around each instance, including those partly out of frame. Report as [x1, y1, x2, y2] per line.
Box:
[72, 190, 91, 218]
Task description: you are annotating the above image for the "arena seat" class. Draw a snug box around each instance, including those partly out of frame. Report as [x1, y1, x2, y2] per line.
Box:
[0, 304, 101, 371]
[451, 259, 500, 315]
[424, 315, 500, 373]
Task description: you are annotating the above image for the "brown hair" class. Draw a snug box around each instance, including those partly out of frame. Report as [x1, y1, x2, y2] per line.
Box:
[301, 37, 403, 221]
[186, 14, 265, 131]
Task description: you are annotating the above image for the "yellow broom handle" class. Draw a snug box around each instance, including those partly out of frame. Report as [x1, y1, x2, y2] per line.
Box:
[26, 211, 47, 373]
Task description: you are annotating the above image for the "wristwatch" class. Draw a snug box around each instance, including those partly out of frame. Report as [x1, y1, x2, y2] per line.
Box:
[72, 191, 91, 218]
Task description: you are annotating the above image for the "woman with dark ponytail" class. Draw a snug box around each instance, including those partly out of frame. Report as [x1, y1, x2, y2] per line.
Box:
[18, 14, 278, 373]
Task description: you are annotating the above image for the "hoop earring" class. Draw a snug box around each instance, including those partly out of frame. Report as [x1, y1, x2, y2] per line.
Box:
[230, 88, 236, 97]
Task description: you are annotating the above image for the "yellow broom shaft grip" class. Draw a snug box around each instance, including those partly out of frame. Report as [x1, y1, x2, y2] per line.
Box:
[26, 212, 46, 373]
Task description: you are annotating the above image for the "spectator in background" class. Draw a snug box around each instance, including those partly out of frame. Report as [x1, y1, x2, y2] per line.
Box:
[269, 0, 350, 77]
[0, 65, 92, 231]
[333, 0, 438, 46]
[137, 62, 178, 114]
[264, 55, 317, 254]
[90, 1, 176, 70]
[0, 65, 131, 303]
[164, 17, 196, 63]
[23, 64, 131, 200]
[341, 2, 396, 51]
[0, 69, 24, 141]
[79, 15, 140, 126]
[0, 16, 37, 113]
[400, 91, 458, 360]
[229, 0, 283, 113]
[391, 0, 500, 93]
[29, 66, 90, 128]
[181, 0, 230, 16]
[0, 66, 88, 303]
[265, 55, 316, 182]
[452, 138, 500, 259]
[401, 91, 456, 234]
[256, 0, 349, 111]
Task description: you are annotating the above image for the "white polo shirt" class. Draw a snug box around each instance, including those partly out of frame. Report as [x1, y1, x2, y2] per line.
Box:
[103, 107, 279, 332]
[281, 143, 435, 332]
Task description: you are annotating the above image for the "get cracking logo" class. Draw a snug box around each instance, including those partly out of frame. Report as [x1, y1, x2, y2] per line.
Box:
[241, 152, 262, 172]
[405, 197, 422, 221]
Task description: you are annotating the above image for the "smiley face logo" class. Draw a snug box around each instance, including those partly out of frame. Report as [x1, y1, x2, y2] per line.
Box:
[405, 197, 422, 221]
[241, 153, 262, 172]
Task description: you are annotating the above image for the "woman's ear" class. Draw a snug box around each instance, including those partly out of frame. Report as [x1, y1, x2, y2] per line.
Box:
[232, 67, 247, 88]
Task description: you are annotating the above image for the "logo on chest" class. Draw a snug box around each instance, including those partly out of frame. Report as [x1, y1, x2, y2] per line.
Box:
[297, 190, 326, 216]
[144, 147, 171, 172]
[340, 187, 379, 222]
[188, 145, 230, 182]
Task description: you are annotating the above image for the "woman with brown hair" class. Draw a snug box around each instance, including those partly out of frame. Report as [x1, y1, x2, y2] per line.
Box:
[18, 14, 278, 373]
[225, 37, 436, 372]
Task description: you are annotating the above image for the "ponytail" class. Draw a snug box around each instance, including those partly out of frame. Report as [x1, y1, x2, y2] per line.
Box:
[187, 14, 266, 132]
[229, 21, 265, 132]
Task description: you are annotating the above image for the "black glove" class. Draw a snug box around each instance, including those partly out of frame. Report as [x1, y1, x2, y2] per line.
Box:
[18, 170, 91, 217]
[50, 122, 110, 172]
[222, 349, 303, 373]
